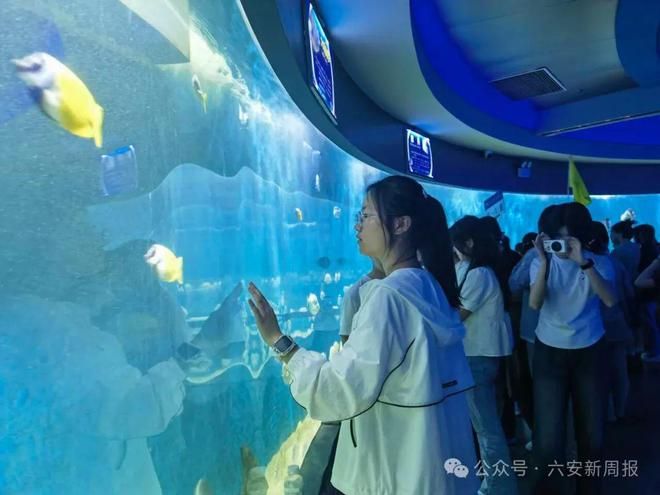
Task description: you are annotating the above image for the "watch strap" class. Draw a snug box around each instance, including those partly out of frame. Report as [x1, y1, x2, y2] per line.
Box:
[271, 335, 296, 356]
[580, 259, 595, 270]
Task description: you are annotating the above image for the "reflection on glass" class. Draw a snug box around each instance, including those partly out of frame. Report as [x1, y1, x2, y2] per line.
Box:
[0, 0, 658, 494]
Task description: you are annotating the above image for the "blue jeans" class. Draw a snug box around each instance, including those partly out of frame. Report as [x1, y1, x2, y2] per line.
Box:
[466, 356, 517, 495]
[532, 338, 606, 495]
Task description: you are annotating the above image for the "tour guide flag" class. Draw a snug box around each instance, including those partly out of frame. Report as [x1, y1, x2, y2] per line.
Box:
[568, 159, 591, 206]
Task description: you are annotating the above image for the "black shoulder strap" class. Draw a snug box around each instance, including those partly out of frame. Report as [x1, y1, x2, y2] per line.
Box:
[458, 262, 475, 292]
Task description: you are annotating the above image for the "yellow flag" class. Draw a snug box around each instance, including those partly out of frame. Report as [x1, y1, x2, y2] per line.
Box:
[568, 159, 591, 206]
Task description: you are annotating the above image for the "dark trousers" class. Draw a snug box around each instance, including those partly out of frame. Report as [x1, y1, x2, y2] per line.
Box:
[532, 337, 607, 495]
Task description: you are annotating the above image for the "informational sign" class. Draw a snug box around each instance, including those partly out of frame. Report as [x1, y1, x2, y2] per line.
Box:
[100, 145, 138, 196]
[308, 3, 335, 118]
[406, 129, 433, 177]
[484, 191, 505, 218]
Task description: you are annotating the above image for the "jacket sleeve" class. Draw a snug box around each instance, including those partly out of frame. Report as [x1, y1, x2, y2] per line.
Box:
[285, 285, 408, 422]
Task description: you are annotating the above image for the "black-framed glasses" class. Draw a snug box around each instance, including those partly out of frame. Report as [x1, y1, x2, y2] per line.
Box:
[354, 211, 377, 224]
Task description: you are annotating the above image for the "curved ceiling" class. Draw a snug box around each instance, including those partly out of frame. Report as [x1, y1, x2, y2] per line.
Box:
[315, 0, 660, 164]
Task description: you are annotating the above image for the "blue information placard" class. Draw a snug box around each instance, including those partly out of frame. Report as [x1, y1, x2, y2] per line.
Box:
[484, 191, 505, 217]
[308, 3, 335, 118]
[406, 129, 433, 177]
[100, 145, 138, 196]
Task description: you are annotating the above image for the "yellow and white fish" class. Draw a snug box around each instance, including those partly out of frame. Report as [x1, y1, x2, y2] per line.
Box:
[332, 206, 341, 219]
[144, 244, 184, 284]
[192, 74, 208, 113]
[295, 208, 303, 222]
[12, 52, 104, 147]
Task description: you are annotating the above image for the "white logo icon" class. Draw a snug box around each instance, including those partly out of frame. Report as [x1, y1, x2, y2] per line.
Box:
[444, 458, 470, 478]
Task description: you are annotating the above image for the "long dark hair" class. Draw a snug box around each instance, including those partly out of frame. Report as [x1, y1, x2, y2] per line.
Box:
[634, 224, 659, 271]
[449, 216, 499, 270]
[612, 219, 635, 240]
[449, 216, 506, 302]
[366, 176, 460, 308]
[588, 221, 610, 255]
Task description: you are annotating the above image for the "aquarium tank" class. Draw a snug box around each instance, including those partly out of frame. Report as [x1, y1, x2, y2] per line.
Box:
[0, 0, 658, 494]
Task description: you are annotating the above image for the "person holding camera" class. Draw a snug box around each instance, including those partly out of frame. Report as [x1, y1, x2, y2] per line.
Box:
[529, 203, 617, 495]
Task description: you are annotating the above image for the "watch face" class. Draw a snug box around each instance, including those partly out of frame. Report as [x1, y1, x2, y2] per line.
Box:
[273, 335, 294, 353]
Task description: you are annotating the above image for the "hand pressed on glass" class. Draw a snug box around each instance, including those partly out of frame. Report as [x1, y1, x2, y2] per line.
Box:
[247, 282, 283, 346]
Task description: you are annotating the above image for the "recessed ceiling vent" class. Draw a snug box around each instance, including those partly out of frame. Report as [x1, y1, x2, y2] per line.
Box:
[490, 67, 565, 100]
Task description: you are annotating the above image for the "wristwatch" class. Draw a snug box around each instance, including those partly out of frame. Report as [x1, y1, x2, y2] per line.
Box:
[271, 334, 297, 357]
[580, 259, 595, 270]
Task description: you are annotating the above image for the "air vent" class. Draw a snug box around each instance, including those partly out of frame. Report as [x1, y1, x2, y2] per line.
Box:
[490, 67, 565, 100]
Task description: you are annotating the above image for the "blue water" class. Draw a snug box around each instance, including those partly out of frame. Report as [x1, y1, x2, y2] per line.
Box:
[0, 0, 658, 494]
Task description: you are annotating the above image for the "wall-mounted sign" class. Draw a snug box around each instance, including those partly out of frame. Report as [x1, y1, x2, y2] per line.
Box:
[406, 129, 433, 178]
[484, 191, 505, 217]
[308, 3, 335, 119]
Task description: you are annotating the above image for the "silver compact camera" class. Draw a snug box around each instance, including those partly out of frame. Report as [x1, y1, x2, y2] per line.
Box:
[543, 239, 568, 254]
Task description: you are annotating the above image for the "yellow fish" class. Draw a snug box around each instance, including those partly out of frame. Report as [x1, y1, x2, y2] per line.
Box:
[192, 74, 208, 113]
[295, 208, 303, 222]
[12, 52, 104, 147]
[144, 244, 184, 284]
[265, 416, 321, 495]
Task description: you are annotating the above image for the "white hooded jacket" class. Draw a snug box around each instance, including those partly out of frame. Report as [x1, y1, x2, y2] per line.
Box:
[286, 268, 479, 495]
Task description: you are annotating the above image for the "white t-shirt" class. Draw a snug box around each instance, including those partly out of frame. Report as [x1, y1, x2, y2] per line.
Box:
[455, 262, 514, 357]
[339, 274, 373, 337]
[529, 253, 615, 349]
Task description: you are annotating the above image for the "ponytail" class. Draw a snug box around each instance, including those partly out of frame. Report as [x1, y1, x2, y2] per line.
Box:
[366, 176, 460, 308]
[416, 196, 460, 308]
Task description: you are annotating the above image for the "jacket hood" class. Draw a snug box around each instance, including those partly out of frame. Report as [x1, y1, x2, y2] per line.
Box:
[361, 268, 466, 346]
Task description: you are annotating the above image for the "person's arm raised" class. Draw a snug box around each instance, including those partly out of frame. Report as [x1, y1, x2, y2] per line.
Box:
[529, 234, 549, 310]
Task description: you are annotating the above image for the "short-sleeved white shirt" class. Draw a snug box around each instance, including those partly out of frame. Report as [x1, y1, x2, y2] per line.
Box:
[339, 275, 373, 337]
[530, 253, 615, 349]
[455, 262, 514, 357]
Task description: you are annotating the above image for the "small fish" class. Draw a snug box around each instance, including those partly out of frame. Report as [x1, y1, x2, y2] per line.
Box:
[192, 74, 208, 113]
[238, 104, 249, 125]
[295, 208, 303, 222]
[194, 478, 214, 495]
[12, 52, 103, 147]
[620, 208, 635, 222]
[332, 206, 341, 219]
[307, 293, 320, 316]
[144, 244, 184, 284]
[314, 174, 321, 193]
